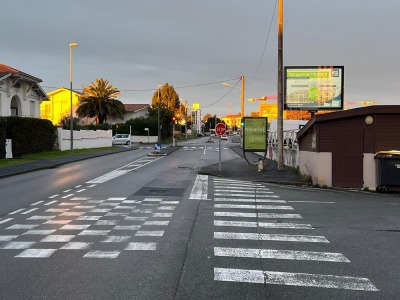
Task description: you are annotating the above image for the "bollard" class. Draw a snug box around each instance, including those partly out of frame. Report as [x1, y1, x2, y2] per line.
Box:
[258, 158, 264, 172]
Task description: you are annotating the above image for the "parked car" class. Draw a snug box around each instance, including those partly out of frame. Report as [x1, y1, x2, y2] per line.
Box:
[112, 134, 131, 145]
[221, 134, 228, 140]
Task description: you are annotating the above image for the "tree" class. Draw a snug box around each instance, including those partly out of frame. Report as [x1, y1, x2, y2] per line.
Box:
[151, 83, 180, 112]
[202, 113, 212, 123]
[76, 78, 126, 124]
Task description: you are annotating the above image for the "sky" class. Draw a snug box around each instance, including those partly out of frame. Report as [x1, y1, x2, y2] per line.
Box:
[1, 0, 399, 118]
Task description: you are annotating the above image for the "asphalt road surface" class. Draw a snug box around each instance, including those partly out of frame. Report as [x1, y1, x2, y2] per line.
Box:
[0, 137, 399, 299]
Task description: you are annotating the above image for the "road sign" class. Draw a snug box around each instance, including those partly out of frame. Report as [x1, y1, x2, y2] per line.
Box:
[215, 123, 226, 136]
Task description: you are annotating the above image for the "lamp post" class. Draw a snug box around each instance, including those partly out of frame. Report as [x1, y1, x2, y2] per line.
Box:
[157, 84, 162, 145]
[222, 75, 245, 119]
[69, 42, 78, 151]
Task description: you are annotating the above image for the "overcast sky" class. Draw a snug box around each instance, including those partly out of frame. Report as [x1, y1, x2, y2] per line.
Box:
[1, 0, 399, 117]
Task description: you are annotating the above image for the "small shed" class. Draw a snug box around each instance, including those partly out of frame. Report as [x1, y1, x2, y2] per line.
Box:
[296, 105, 400, 189]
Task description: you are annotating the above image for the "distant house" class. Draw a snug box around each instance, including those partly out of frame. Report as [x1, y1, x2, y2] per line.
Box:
[221, 114, 242, 129]
[0, 64, 48, 117]
[40, 87, 82, 125]
[112, 104, 150, 123]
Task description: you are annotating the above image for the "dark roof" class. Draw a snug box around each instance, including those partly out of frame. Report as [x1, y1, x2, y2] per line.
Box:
[124, 104, 149, 112]
[297, 105, 400, 140]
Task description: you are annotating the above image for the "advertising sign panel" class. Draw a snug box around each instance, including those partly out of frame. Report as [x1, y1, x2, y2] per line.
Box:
[284, 66, 344, 110]
[243, 117, 268, 152]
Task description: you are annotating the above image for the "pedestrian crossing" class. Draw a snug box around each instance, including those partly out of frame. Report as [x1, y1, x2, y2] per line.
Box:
[0, 193, 177, 259]
[210, 177, 379, 292]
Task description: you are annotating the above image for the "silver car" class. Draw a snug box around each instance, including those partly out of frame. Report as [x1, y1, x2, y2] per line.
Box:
[112, 134, 131, 145]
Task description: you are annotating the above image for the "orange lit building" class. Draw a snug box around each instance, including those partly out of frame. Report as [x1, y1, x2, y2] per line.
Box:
[40, 87, 81, 125]
[221, 114, 242, 129]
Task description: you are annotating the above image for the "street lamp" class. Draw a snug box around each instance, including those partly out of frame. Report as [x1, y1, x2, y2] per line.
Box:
[69, 42, 78, 151]
[157, 84, 162, 145]
[222, 75, 245, 119]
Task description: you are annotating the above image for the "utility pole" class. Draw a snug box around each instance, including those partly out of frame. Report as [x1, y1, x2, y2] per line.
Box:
[241, 75, 245, 118]
[277, 0, 284, 170]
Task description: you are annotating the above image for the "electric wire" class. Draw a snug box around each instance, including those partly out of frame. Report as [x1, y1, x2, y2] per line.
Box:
[247, 0, 277, 85]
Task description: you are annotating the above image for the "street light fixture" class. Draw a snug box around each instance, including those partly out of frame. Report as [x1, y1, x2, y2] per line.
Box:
[69, 42, 78, 151]
[222, 75, 245, 119]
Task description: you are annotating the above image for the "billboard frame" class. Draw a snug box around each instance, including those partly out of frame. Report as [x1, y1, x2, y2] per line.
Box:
[242, 117, 268, 152]
[284, 66, 344, 111]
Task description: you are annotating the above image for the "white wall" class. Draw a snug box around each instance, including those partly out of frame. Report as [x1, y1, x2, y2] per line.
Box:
[364, 153, 377, 190]
[299, 151, 332, 186]
[132, 135, 158, 143]
[57, 128, 112, 151]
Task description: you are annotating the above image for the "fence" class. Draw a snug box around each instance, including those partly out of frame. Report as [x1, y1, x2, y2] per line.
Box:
[266, 130, 300, 168]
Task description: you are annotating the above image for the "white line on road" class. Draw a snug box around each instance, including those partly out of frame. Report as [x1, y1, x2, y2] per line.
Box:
[214, 212, 302, 219]
[31, 201, 44, 206]
[214, 232, 329, 243]
[8, 209, 24, 215]
[214, 220, 313, 229]
[215, 193, 275, 197]
[287, 201, 335, 204]
[48, 194, 58, 199]
[0, 218, 13, 225]
[214, 247, 349, 262]
[21, 208, 38, 215]
[214, 198, 286, 203]
[214, 204, 293, 210]
[190, 175, 210, 200]
[214, 268, 379, 291]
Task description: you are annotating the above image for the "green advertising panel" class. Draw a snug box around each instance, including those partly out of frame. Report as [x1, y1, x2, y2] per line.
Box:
[243, 117, 268, 152]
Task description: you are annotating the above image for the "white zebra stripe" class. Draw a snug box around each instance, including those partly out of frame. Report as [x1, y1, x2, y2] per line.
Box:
[214, 268, 379, 291]
[214, 220, 313, 229]
[214, 232, 329, 243]
[214, 212, 302, 219]
[214, 247, 349, 262]
[214, 198, 285, 203]
[214, 204, 293, 210]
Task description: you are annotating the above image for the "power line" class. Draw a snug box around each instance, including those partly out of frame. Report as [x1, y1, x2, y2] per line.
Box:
[41, 76, 242, 92]
[202, 78, 242, 109]
[248, 0, 277, 85]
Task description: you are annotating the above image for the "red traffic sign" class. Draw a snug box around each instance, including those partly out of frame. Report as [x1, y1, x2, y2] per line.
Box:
[215, 123, 226, 136]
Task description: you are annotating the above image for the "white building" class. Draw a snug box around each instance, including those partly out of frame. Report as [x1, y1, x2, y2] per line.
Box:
[0, 64, 48, 117]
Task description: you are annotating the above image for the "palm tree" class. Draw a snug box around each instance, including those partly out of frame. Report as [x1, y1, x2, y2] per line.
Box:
[76, 78, 126, 124]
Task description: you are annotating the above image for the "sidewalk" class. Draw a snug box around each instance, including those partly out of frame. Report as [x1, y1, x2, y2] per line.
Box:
[199, 146, 304, 185]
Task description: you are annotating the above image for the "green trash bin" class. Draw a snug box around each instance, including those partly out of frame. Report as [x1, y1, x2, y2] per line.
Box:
[374, 150, 400, 192]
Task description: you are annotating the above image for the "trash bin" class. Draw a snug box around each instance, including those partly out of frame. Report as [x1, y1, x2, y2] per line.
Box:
[374, 150, 400, 192]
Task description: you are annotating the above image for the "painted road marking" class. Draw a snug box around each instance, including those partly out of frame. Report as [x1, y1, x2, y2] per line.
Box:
[214, 204, 293, 210]
[214, 212, 302, 219]
[190, 175, 210, 200]
[214, 268, 379, 291]
[214, 220, 313, 229]
[214, 198, 286, 203]
[214, 232, 329, 243]
[214, 247, 349, 262]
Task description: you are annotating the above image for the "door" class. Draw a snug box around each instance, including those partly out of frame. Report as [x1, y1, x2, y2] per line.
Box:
[332, 132, 364, 188]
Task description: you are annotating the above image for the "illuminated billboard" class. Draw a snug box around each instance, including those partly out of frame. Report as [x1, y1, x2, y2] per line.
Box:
[243, 117, 268, 152]
[284, 66, 344, 110]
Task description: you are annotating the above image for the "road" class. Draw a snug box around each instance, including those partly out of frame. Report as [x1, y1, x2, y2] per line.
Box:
[0, 136, 399, 299]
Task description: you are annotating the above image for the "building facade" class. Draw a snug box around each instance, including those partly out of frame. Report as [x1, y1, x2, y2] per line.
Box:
[40, 87, 81, 125]
[0, 64, 48, 117]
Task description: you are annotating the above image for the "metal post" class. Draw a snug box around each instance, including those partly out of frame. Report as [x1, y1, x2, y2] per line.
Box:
[185, 101, 188, 139]
[277, 0, 284, 170]
[241, 75, 245, 118]
[157, 85, 161, 145]
[218, 135, 222, 172]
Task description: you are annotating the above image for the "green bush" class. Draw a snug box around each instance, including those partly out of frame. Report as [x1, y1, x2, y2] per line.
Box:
[5, 117, 56, 157]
